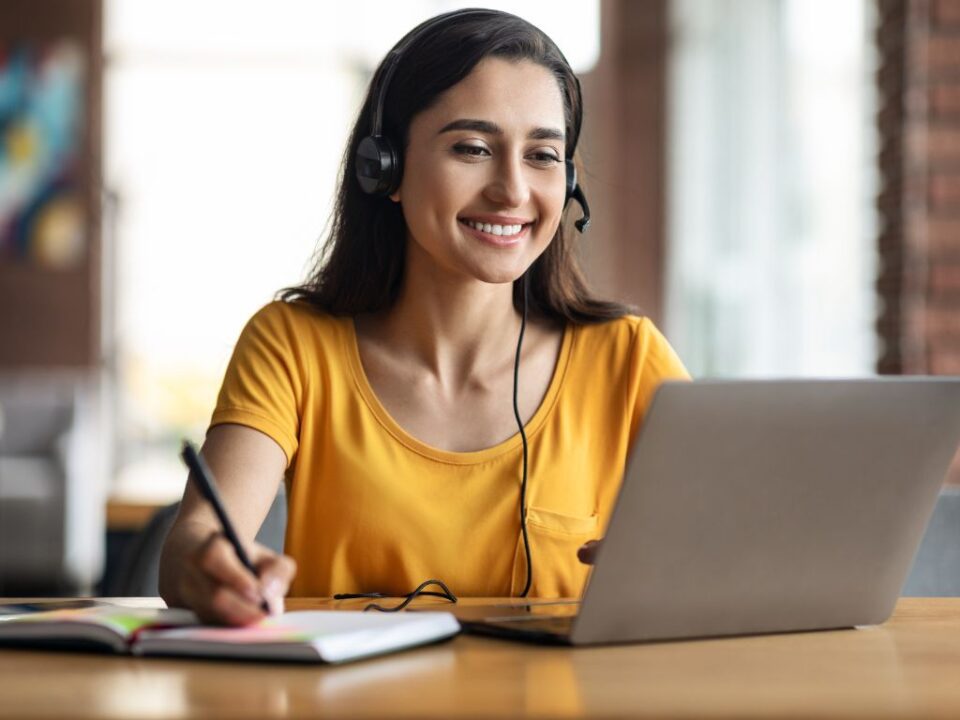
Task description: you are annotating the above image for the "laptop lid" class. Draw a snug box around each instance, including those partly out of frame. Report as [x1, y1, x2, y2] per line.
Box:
[570, 378, 960, 645]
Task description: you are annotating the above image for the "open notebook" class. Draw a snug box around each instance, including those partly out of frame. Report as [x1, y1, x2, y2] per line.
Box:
[0, 606, 460, 663]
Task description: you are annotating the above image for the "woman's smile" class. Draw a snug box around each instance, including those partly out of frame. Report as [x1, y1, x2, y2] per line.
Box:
[457, 215, 534, 247]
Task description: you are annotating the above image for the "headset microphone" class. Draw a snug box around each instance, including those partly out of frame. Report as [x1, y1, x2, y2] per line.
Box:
[564, 161, 591, 233]
[570, 186, 591, 233]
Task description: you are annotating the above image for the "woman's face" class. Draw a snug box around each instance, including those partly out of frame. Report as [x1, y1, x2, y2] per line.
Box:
[393, 57, 568, 286]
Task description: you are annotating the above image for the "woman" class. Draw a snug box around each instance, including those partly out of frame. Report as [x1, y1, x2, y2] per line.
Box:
[159, 8, 689, 626]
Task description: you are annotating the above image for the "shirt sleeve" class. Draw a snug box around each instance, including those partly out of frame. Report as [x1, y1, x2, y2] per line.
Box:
[627, 317, 691, 445]
[209, 303, 303, 465]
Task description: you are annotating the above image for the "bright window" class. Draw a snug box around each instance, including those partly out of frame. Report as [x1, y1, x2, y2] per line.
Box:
[666, 0, 878, 378]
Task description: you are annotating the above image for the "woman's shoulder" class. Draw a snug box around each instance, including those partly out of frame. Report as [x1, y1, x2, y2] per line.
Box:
[235, 300, 354, 371]
[570, 314, 661, 346]
[569, 314, 688, 378]
[246, 299, 350, 338]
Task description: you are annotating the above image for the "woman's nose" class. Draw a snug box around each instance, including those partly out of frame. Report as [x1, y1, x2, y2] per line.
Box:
[484, 156, 530, 208]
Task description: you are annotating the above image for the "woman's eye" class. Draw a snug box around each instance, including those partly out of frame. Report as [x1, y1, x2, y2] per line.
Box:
[529, 151, 562, 165]
[453, 144, 490, 157]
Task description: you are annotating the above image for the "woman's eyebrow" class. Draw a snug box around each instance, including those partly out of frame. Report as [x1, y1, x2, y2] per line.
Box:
[437, 118, 564, 141]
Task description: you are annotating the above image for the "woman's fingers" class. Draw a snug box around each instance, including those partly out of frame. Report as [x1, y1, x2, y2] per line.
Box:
[179, 558, 266, 626]
[253, 549, 297, 616]
[182, 532, 268, 625]
[195, 532, 264, 600]
[173, 532, 299, 625]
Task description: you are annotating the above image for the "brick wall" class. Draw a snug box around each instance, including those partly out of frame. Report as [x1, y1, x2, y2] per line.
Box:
[922, 1, 960, 384]
[878, 0, 960, 484]
[877, 1, 907, 374]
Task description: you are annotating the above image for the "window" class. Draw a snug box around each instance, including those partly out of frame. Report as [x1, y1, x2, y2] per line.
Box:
[666, 0, 878, 378]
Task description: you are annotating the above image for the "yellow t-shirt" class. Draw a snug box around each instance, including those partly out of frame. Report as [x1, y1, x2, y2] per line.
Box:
[212, 300, 689, 598]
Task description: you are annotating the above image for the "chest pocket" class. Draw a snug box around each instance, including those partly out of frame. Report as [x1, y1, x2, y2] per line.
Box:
[512, 506, 599, 598]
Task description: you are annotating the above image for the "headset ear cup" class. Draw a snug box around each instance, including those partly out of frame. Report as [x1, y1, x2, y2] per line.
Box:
[356, 135, 402, 196]
[564, 158, 577, 206]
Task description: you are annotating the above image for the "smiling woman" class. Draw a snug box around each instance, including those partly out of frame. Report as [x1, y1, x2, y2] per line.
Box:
[397, 58, 566, 286]
[158, 8, 690, 627]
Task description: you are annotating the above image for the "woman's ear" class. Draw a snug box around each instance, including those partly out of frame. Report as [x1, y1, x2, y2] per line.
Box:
[390, 189, 401, 203]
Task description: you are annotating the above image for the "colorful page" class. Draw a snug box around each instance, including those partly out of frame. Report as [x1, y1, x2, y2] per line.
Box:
[0, 607, 198, 652]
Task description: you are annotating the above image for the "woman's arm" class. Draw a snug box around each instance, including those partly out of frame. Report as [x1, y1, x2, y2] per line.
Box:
[159, 423, 297, 625]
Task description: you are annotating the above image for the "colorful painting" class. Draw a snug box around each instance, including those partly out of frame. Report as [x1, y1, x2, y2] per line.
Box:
[0, 40, 85, 268]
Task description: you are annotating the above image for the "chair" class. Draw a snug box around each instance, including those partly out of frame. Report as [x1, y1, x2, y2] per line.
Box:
[0, 374, 104, 595]
[106, 488, 287, 597]
[901, 487, 960, 596]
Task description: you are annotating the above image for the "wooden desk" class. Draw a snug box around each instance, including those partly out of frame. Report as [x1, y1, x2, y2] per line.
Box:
[2, 597, 960, 718]
[105, 499, 165, 532]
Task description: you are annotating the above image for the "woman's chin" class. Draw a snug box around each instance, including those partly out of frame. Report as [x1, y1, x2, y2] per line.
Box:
[457, 250, 540, 286]
[470, 264, 532, 287]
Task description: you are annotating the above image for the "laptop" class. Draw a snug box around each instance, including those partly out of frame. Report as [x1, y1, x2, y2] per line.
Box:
[454, 378, 960, 645]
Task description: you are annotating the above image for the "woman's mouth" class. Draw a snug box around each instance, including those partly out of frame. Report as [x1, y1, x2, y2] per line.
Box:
[458, 218, 532, 245]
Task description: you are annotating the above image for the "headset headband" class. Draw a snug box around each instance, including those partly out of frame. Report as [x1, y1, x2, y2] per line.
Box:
[368, 8, 582, 155]
[370, 10, 488, 137]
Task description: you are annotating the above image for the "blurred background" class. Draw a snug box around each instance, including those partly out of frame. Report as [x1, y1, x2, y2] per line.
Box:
[0, 0, 956, 595]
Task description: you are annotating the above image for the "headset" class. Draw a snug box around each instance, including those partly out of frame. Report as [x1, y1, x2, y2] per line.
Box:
[355, 8, 591, 233]
[339, 10, 589, 609]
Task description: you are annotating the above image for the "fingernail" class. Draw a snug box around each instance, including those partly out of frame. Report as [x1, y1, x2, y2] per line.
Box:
[268, 595, 285, 616]
[262, 578, 285, 615]
[265, 577, 283, 599]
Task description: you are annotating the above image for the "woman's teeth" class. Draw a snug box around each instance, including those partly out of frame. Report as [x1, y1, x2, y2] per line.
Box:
[462, 220, 524, 236]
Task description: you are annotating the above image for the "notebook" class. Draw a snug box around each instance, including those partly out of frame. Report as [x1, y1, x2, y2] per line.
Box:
[0, 605, 460, 663]
[455, 378, 960, 645]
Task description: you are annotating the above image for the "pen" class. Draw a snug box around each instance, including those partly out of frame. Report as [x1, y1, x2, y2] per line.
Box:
[180, 440, 271, 614]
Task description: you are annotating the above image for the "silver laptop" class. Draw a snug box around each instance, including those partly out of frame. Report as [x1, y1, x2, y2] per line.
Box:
[455, 378, 960, 644]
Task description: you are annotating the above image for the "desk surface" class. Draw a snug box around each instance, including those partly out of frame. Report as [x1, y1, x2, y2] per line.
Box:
[105, 499, 166, 532]
[2, 597, 960, 719]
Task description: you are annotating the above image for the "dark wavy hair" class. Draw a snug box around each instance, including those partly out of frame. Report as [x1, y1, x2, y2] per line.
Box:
[281, 8, 629, 324]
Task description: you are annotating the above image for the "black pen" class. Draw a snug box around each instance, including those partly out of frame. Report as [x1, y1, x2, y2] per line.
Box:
[180, 440, 271, 613]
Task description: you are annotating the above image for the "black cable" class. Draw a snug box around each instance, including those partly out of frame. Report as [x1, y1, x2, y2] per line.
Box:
[513, 274, 532, 597]
[336, 277, 531, 607]
[333, 579, 457, 612]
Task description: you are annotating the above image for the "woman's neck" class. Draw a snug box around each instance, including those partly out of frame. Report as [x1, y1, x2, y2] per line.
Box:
[359, 257, 523, 388]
